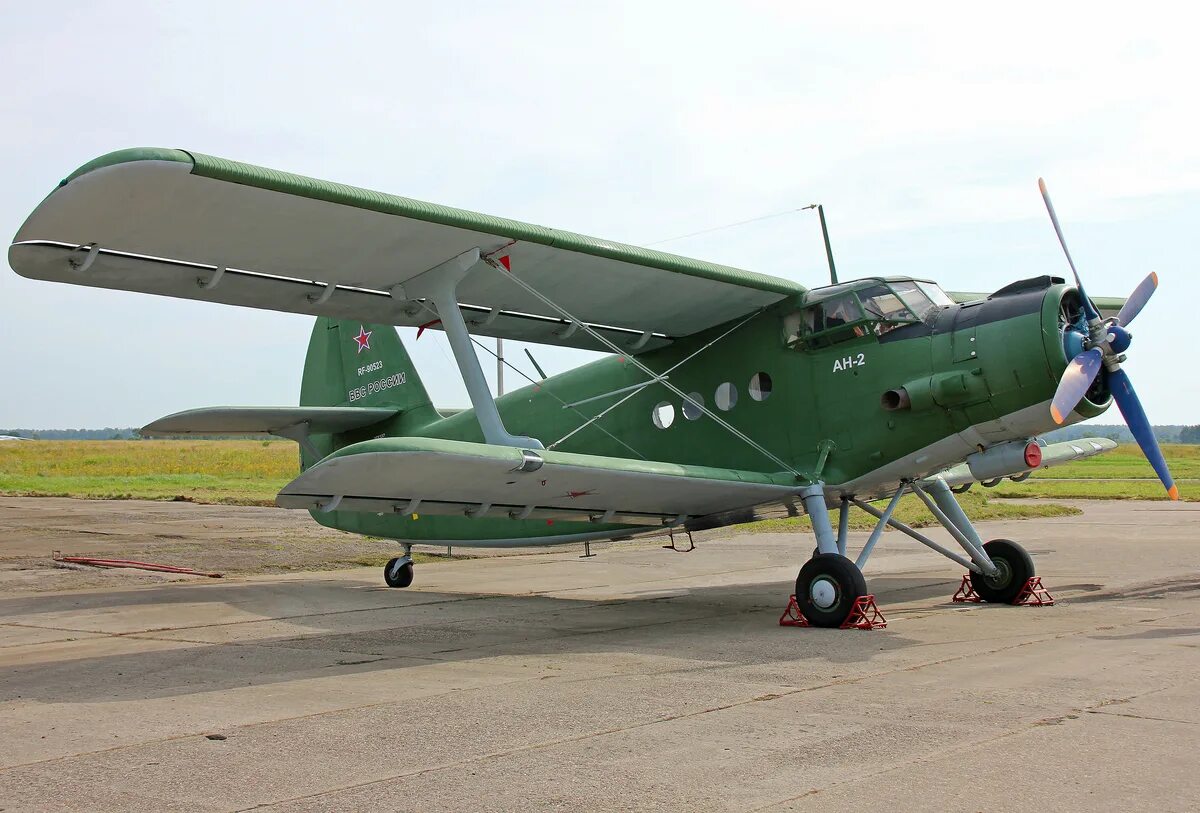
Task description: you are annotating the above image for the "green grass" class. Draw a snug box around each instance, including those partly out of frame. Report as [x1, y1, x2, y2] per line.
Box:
[733, 489, 1080, 536]
[987, 443, 1198, 502]
[1025, 443, 1200, 480]
[0, 440, 295, 505]
[1, 441, 1194, 516]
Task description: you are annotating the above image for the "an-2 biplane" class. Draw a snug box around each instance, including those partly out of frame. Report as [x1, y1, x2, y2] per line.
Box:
[9, 149, 1177, 627]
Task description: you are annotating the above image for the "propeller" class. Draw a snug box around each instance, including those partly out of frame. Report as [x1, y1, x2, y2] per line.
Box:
[1039, 179, 1178, 500]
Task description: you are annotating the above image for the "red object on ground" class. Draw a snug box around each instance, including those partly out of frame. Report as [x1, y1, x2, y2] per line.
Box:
[952, 574, 982, 603]
[52, 552, 222, 578]
[779, 595, 810, 627]
[778, 594, 887, 630]
[1012, 576, 1055, 606]
[840, 595, 887, 630]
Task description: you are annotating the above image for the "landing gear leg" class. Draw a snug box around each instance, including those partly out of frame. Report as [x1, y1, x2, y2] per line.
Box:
[384, 543, 414, 588]
[911, 478, 1035, 604]
[796, 484, 867, 627]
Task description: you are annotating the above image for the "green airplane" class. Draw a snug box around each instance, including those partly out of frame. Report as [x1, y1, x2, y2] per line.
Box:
[8, 149, 1176, 627]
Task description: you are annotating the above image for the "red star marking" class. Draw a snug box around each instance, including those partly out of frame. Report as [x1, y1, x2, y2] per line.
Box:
[353, 326, 372, 354]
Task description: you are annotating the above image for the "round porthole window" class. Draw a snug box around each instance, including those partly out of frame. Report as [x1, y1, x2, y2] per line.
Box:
[715, 382, 738, 411]
[652, 401, 675, 429]
[749, 372, 773, 401]
[682, 392, 705, 420]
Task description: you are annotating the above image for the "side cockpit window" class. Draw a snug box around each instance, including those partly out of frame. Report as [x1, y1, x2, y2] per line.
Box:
[807, 294, 864, 333]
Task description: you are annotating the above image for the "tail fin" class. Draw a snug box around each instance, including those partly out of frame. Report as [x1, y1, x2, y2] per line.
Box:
[299, 318, 438, 464]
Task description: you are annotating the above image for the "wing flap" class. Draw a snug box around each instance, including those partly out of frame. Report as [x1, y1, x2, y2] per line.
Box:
[276, 436, 800, 521]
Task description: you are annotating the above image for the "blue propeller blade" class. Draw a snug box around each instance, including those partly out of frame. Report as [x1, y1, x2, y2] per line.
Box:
[1050, 347, 1102, 424]
[1116, 272, 1158, 326]
[1108, 368, 1179, 500]
[1039, 178, 1100, 322]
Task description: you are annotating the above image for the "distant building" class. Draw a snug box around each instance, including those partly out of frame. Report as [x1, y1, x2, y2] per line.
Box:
[0, 435, 31, 441]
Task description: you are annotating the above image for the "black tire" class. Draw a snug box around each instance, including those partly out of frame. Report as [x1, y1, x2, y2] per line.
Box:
[795, 553, 867, 628]
[969, 539, 1033, 604]
[383, 558, 414, 588]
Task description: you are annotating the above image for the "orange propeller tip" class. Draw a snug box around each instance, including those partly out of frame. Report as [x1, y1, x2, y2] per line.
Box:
[1168, 485, 1180, 501]
[1151, 271, 1159, 286]
[1050, 405, 1065, 424]
[1038, 177, 1047, 191]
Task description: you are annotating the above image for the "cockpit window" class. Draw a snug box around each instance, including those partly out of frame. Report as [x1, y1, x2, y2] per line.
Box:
[890, 280, 937, 322]
[785, 278, 950, 348]
[916, 281, 954, 308]
[857, 284, 917, 334]
[805, 294, 864, 333]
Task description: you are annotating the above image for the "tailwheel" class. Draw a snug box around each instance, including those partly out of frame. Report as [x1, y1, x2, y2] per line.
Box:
[795, 553, 867, 628]
[968, 539, 1033, 604]
[383, 557, 414, 588]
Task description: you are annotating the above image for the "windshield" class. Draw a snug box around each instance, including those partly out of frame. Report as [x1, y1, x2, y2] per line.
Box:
[890, 280, 938, 322]
[857, 284, 917, 334]
[916, 281, 954, 308]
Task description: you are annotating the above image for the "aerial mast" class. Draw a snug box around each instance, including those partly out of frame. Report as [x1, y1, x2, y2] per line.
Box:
[803, 203, 839, 285]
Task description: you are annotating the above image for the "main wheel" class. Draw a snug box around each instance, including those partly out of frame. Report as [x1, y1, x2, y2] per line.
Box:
[795, 553, 867, 628]
[968, 539, 1033, 604]
[383, 557, 414, 588]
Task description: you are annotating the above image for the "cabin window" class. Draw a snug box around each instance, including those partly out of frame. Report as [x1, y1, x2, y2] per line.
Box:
[749, 372, 772, 401]
[682, 392, 704, 420]
[652, 401, 675, 429]
[715, 382, 738, 411]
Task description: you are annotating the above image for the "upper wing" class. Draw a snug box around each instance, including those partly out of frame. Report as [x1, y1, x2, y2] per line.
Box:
[276, 436, 801, 526]
[9, 148, 804, 352]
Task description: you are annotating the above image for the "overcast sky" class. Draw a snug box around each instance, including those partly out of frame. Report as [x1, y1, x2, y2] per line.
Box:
[1, 1, 1195, 427]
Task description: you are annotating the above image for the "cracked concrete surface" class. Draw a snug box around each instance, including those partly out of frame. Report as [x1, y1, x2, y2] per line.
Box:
[0, 499, 1197, 811]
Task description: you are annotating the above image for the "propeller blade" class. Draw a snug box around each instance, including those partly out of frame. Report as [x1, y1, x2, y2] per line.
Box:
[1108, 368, 1179, 500]
[1050, 347, 1103, 424]
[1116, 272, 1158, 326]
[1038, 178, 1100, 322]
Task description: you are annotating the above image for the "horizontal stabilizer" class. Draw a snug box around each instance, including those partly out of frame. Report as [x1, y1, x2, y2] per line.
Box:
[934, 437, 1117, 487]
[276, 436, 800, 527]
[141, 406, 398, 437]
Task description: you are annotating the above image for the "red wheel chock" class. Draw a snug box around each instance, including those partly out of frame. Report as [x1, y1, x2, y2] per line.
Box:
[1013, 576, 1055, 606]
[952, 574, 1055, 606]
[952, 575, 981, 603]
[779, 594, 887, 630]
[779, 595, 810, 627]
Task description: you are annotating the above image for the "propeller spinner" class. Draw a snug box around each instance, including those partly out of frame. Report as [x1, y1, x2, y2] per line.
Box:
[1039, 179, 1178, 500]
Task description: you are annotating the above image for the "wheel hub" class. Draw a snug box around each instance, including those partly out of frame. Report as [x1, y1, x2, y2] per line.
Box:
[810, 577, 838, 609]
[984, 557, 1012, 589]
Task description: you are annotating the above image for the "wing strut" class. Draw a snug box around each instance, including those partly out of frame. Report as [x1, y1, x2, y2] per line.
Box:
[482, 252, 803, 478]
[398, 248, 543, 450]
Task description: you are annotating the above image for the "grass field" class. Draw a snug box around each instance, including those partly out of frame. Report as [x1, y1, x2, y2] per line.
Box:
[0, 440, 1192, 532]
[990, 443, 1198, 502]
[0, 440, 295, 505]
